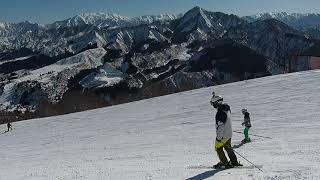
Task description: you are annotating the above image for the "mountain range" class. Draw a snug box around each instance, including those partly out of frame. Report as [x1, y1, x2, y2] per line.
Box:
[0, 7, 319, 121]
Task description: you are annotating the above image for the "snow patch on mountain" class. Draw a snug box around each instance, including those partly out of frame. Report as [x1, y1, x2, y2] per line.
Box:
[0, 56, 32, 65]
[80, 63, 124, 89]
[131, 44, 190, 70]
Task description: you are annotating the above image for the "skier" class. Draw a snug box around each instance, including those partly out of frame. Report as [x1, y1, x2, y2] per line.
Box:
[241, 109, 252, 143]
[7, 122, 12, 132]
[210, 92, 242, 168]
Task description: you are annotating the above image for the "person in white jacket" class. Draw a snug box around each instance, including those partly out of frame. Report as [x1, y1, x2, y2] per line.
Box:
[210, 92, 241, 168]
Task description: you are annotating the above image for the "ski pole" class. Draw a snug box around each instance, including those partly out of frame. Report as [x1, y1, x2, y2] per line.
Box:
[233, 149, 263, 172]
[233, 130, 272, 139]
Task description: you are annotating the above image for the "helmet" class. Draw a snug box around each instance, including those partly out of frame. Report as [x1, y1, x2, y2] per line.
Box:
[211, 95, 223, 108]
[241, 109, 247, 114]
[212, 91, 216, 96]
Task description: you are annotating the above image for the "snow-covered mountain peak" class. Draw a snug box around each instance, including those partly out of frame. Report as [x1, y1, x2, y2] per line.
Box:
[73, 12, 130, 24]
[252, 12, 289, 19]
[183, 6, 207, 19]
[15, 21, 42, 30]
[251, 12, 320, 19]
[79, 12, 128, 20]
[176, 6, 213, 33]
[188, 6, 203, 14]
[244, 12, 320, 29]
[16, 20, 38, 25]
[0, 20, 43, 38]
[48, 12, 178, 29]
[46, 12, 133, 29]
[133, 14, 177, 24]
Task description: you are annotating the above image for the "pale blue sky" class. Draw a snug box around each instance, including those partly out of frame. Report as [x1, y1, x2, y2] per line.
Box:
[1, 0, 320, 24]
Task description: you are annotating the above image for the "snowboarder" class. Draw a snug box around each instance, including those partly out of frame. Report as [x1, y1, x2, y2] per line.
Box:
[241, 109, 252, 143]
[210, 92, 242, 168]
[7, 122, 12, 132]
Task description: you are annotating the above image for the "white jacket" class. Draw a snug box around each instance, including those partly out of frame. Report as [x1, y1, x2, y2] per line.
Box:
[216, 106, 233, 140]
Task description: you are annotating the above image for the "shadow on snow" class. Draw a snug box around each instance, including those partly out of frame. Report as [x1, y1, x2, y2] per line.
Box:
[186, 169, 225, 180]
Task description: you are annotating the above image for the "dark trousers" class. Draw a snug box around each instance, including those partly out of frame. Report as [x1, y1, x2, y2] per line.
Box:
[216, 139, 238, 165]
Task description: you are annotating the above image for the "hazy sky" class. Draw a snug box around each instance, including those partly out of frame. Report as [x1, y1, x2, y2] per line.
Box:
[1, 0, 320, 24]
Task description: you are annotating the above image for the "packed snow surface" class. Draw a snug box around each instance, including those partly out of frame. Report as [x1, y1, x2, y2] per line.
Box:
[1, 70, 320, 179]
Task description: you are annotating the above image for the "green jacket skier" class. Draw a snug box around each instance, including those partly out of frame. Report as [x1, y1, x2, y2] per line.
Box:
[241, 109, 251, 143]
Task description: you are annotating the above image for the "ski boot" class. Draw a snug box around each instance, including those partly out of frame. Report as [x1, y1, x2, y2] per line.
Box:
[213, 162, 227, 169]
[231, 161, 243, 167]
[241, 138, 251, 144]
[224, 162, 234, 169]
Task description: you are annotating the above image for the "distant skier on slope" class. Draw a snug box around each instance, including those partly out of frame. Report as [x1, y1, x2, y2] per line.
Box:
[7, 122, 12, 132]
[241, 109, 252, 143]
[210, 92, 242, 168]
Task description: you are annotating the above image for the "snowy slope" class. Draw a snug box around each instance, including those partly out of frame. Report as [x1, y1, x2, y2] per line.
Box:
[1, 70, 320, 179]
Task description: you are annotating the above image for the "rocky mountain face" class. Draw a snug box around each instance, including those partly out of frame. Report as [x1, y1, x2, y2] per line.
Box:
[0, 7, 317, 121]
[224, 19, 314, 69]
[170, 7, 245, 42]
